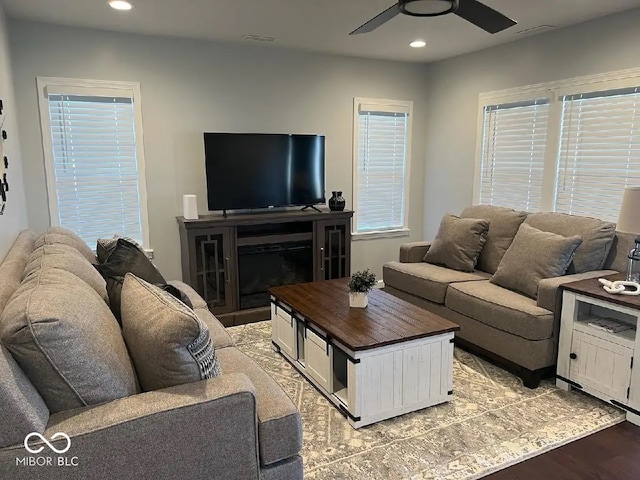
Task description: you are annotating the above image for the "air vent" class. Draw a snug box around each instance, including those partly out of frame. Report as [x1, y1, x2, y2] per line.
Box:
[516, 25, 556, 36]
[242, 34, 276, 43]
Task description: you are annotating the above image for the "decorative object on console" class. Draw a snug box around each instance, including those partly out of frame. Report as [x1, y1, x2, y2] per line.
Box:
[347, 269, 377, 308]
[617, 186, 640, 282]
[598, 278, 640, 296]
[328, 191, 346, 211]
[183, 194, 199, 220]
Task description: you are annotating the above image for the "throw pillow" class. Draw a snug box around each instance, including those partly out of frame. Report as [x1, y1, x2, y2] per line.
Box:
[491, 223, 583, 299]
[460, 205, 527, 274]
[96, 237, 119, 264]
[95, 237, 167, 321]
[424, 214, 490, 272]
[120, 274, 221, 392]
[524, 212, 616, 274]
[0, 268, 139, 413]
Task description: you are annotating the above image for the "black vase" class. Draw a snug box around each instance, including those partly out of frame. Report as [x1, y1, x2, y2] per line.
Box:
[329, 191, 346, 211]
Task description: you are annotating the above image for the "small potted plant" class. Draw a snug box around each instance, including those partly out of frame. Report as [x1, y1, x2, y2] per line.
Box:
[347, 269, 377, 308]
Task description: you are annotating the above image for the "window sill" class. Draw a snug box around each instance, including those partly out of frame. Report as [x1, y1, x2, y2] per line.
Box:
[352, 228, 410, 241]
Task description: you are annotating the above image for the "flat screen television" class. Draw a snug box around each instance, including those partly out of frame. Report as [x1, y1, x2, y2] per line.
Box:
[204, 133, 325, 211]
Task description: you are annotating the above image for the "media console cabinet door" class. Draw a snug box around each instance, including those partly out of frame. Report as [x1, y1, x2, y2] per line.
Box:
[315, 219, 351, 280]
[189, 227, 236, 314]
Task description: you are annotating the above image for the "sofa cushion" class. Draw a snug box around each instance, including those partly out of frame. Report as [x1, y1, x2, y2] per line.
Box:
[36, 231, 96, 264]
[0, 230, 36, 316]
[96, 237, 166, 321]
[0, 345, 50, 448]
[167, 280, 208, 309]
[194, 307, 234, 349]
[423, 214, 490, 272]
[0, 268, 139, 413]
[23, 244, 108, 302]
[121, 274, 221, 392]
[216, 347, 302, 466]
[461, 205, 527, 274]
[491, 223, 583, 299]
[445, 281, 555, 341]
[524, 212, 615, 273]
[383, 261, 490, 304]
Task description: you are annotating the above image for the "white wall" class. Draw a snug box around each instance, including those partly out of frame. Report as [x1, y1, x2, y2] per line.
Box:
[0, 6, 28, 260]
[8, 19, 429, 280]
[423, 9, 640, 239]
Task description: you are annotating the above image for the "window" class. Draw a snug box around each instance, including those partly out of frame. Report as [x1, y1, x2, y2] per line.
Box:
[556, 87, 640, 220]
[479, 99, 549, 212]
[475, 70, 640, 222]
[353, 98, 412, 236]
[37, 78, 149, 248]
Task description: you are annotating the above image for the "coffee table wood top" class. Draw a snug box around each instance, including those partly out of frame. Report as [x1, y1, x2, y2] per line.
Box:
[269, 279, 459, 351]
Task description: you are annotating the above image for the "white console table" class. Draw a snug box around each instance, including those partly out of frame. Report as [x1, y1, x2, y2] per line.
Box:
[557, 275, 640, 426]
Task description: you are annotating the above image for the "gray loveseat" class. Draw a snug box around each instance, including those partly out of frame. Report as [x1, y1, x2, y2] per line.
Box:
[383, 205, 634, 388]
[0, 229, 302, 480]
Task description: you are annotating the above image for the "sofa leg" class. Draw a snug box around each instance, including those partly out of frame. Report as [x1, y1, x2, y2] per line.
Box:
[521, 369, 542, 389]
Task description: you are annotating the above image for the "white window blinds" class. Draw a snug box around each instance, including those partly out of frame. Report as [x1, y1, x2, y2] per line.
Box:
[47, 94, 144, 247]
[356, 106, 409, 233]
[556, 87, 640, 222]
[479, 99, 550, 212]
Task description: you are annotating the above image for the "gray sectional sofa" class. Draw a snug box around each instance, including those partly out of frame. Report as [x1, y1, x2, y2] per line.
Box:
[383, 205, 635, 388]
[0, 229, 303, 480]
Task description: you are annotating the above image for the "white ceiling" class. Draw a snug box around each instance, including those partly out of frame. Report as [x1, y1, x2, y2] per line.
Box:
[3, 0, 640, 62]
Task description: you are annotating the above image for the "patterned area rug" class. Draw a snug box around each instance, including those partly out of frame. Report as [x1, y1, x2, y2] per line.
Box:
[228, 321, 624, 480]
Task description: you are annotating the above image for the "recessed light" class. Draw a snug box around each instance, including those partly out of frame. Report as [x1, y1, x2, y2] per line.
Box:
[410, 40, 426, 48]
[108, 0, 133, 11]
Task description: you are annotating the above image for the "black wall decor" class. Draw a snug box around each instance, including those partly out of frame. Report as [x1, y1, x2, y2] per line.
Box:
[0, 98, 8, 215]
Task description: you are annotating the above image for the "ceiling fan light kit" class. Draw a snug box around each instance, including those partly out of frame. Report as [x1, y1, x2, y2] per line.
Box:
[399, 0, 458, 17]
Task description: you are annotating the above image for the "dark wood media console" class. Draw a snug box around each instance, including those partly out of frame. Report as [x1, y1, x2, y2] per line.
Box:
[177, 209, 353, 326]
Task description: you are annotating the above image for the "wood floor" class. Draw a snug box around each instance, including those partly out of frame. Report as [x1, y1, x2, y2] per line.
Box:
[485, 421, 640, 479]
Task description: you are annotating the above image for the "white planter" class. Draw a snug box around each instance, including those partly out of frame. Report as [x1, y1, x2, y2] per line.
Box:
[349, 292, 368, 308]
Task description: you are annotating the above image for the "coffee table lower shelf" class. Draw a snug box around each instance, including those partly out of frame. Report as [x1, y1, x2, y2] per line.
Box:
[271, 301, 455, 428]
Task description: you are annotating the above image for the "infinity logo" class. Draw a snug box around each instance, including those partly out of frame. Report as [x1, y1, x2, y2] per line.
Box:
[24, 432, 71, 454]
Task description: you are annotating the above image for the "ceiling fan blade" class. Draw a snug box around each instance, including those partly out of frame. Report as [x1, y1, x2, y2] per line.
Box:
[350, 4, 401, 35]
[454, 0, 516, 34]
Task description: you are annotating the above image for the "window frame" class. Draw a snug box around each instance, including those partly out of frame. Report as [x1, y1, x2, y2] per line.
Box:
[36, 77, 151, 249]
[352, 97, 413, 240]
[474, 67, 640, 217]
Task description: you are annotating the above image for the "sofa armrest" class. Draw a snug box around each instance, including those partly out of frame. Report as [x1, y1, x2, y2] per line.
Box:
[399, 241, 432, 263]
[537, 270, 617, 312]
[0, 374, 260, 480]
[167, 279, 208, 309]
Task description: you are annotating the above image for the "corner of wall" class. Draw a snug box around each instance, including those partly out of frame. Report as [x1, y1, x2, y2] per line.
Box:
[0, 5, 30, 259]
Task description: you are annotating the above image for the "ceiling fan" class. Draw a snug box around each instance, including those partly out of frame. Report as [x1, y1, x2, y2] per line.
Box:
[350, 0, 517, 35]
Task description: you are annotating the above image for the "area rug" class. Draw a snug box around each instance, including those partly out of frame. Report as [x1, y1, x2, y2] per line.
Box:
[228, 321, 624, 480]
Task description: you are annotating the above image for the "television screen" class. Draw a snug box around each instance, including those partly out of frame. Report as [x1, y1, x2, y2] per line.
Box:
[204, 133, 325, 211]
